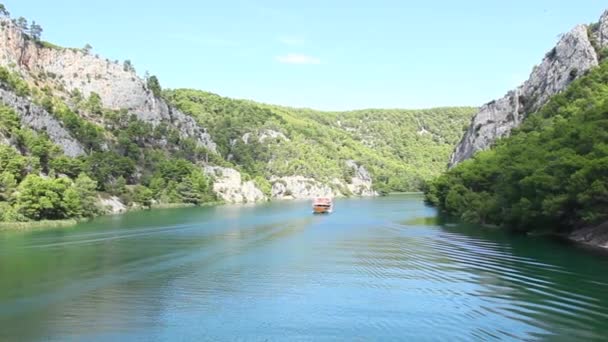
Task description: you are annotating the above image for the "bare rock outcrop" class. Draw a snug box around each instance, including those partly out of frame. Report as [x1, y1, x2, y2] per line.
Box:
[450, 12, 608, 167]
[569, 221, 608, 249]
[270, 176, 338, 200]
[242, 129, 289, 144]
[345, 160, 377, 196]
[99, 196, 127, 215]
[0, 85, 85, 156]
[203, 166, 266, 203]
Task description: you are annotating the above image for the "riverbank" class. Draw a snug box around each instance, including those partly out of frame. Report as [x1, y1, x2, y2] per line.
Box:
[0, 219, 81, 231]
[0, 200, 228, 232]
[568, 221, 608, 250]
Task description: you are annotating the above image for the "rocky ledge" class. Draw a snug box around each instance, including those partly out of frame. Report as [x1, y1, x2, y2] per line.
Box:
[569, 222, 608, 249]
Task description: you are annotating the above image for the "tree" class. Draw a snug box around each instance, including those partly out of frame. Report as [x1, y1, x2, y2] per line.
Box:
[49, 156, 83, 178]
[72, 173, 100, 217]
[177, 177, 200, 204]
[133, 185, 153, 208]
[0, 4, 10, 17]
[85, 92, 103, 115]
[0, 172, 16, 201]
[0, 144, 28, 180]
[14, 175, 70, 220]
[29, 21, 42, 41]
[15, 17, 27, 32]
[123, 60, 135, 73]
[147, 75, 162, 98]
[82, 43, 93, 54]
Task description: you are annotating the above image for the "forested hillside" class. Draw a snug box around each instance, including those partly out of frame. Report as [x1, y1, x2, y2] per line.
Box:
[165, 89, 475, 194]
[425, 61, 608, 233]
[0, 5, 475, 224]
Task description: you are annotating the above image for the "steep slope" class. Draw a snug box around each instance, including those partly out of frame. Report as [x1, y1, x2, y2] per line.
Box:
[426, 59, 608, 239]
[450, 10, 608, 167]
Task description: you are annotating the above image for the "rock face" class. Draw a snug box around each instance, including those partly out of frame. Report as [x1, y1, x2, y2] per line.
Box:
[450, 12, 608, 167]
[592, 11, 608, 47]
[242, 129, 289, 144]
[345, 160, 377, 196]
[270, 176, 338, 200]
[99, 196, 127, 214]
[0, 85, 85, 156]
[569, 221, 608, 249]
[0, 19, 216, 152]
[270, 161, 377, 199]
[203, 166, 266, 203]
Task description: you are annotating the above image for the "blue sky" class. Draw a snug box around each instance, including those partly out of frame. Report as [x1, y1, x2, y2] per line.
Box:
[4, 0, 607, 110]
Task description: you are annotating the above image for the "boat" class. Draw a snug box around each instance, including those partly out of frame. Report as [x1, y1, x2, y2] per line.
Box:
[312, 197, 333, 214]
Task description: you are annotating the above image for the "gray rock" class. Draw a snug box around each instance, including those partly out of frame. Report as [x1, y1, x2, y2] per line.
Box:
[203, 166, 266, 203]
[242, 129, 289, 144]
[450, 15, 607, 167]
[270, 161, 378, 200]
[270, 176, 338, 199]
[593, 10, 608, 47]
[0, 85, 85, 156]
[99, 195, 127, 215]
[569, 221, 608, 249]
[345, 160, 377, 196]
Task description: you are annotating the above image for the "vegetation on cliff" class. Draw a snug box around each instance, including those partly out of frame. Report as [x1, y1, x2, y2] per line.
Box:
[425, 61, 608, 233]
[165, 89, 475, 194]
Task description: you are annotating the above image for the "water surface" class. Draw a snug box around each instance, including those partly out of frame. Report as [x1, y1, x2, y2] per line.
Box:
[1, 195, 608, 341]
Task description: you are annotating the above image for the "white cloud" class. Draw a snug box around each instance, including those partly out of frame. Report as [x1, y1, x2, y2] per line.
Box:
[276, 53, 321, 65]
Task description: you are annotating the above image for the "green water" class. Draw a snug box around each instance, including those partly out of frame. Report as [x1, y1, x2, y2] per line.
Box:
[1, 195, 608, 341]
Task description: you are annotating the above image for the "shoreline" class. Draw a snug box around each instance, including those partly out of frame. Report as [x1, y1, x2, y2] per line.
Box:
[0, 193, 381, 232]
[0, 201, 227, 232]
[0, 219, 82, 231]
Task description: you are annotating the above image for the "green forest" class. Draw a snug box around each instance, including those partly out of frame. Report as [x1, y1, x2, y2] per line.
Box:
[425, 61, 608, 233]
[0, 62, 474, 224]
[165, 89, 475, 194]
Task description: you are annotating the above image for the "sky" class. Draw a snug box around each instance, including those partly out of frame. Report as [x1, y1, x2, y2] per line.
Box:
[4, 0, 607, 110]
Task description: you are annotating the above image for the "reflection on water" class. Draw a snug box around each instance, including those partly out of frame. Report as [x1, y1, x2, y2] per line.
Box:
[1, 195, 608, 341]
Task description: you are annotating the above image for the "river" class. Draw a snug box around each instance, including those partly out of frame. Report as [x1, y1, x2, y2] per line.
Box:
[1, 195, 608, 341]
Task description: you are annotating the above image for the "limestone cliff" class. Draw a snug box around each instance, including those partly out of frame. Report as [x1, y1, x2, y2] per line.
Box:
[0, 84, 85, 156]
[270, 161, 377, 199]
[450, 11, 608, 166]
[0, 18, 216, 152]
[203, 166, 266, 203]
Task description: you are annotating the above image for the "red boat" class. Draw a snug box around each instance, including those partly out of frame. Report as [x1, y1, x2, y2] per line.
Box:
[312, 197, 333, 214]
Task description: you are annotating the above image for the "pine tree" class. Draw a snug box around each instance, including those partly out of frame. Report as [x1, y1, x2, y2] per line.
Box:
[29, 21, 42, 41]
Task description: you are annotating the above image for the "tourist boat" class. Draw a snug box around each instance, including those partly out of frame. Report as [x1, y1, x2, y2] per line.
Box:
[312, 197, 333, 214]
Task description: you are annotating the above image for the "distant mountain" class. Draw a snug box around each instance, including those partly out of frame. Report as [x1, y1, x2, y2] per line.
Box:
[0, 7, 474, 223]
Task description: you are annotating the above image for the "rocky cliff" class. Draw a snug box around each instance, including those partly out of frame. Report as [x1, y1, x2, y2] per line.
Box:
[203, 166, 266, 203]
[0, 84, 85, 156]
[270, 161, 376, 199]
[0, 18, 216, 152]
[450, 11, 608, 166]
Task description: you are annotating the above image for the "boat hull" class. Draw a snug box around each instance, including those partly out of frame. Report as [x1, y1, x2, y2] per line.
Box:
[313, 206, 332, 214]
